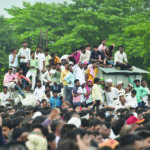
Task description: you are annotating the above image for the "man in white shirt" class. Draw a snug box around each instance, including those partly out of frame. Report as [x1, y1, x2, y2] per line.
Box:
[126, 90, 138, 108]
[18, 41, 30, 75]
[34, 80, 45, 104]
[9, 48, 18, 73]
[98, 39, 107, 52]
[116, 96, 128, 110]
[35, 46, 45, 84]
[79, 46, 91, 63]
[105, 86, 119, 106]
[72, 62, 85, 85]
[114, 45, 132, 70]
[0, 86, 12, 106]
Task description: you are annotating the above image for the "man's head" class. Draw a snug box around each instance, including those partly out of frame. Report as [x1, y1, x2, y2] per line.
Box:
[74, 79, 80, 87]
[36, 46, 41, 53]
[22, 41, 27, 48]
[119, 45, 124, 54]
[134, 79, 141, 87]
[136, 130, 150, 148]
[88, 80, 93, 87]
[120, 96, 126, 105]
[118, 134, 144, 150]
[2, 119, 11, 139]
[64, 62, 69, 70]
[31, 124, 48, 137]
[41, 99, 47, 107]
[141, 80, 146, 87]
[51, 52, 56, 59]
[131, 90, 136, 98]
[94, 78, 100, 85]
[86, 44, 91, 50]
[53, 90, 58, 98]
[8, 68, 13, 74]
[102, 39, 107, 45]
[80, 46, 86, 54]
[56, 63, 61, 70]
[44, 48, 49, 55]
[68, 65, 73, 72]
[89, 119, 102, 132]
[47, 133, 56, 150]
[72, 47, 77, 55]
[51, 120, 65, 136]
[36, 80, 42, 88]
[78, 62, 84, 69]
[125, 87, 130, 94]
[12, 48, 17, 54]
[105, 86, 111, 92]
[3, 86, 8, 93]
[93, 45, 98, 52]
[18, 68, 23, 74]
[31, 51, 35, 58]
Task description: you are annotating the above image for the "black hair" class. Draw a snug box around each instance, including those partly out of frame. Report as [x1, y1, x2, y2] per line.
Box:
[80, 46, 85, 50]
[51, 52, 55, 57]
[53, 90, 58, 94]
[117, 134, 143, 147]
[86, 44, 91, 47]
[136, 130, 150, 139]
[119, 45, 124, 48]
[51, 120, 62, 133]
[2, 119, 12, 129]
[108, 45, 114, 52]
[11, 48, 17, 53]
[111, 118, 125, 135]
[41, 99, 47, 104]
[94, 78, 100, 84]
[22, 41, 27, 44]
[30, 51, 35, 55]
[131, 90, 137, 95]
[81, 118, 89, 128]
[74, 79, 79, 84]
[57, 139, 79, 150]
[96, 109, 106, 120]
[60, 124, 76, 138]
[93, 45, 98, 48]
[44, 48, 49, 52]
[31, 124, 48, 136]
[12, 128, 29, 140]
[36, 80, 41, 83]
[32, 116, 46, 125]
[134, 79, 140, 83]
[89, 118, 101, 127]
[8, 68, 13, 71]
[3, 86, 8, 90]
[72, 47, 77, 52]
[46, 132, 56, 142]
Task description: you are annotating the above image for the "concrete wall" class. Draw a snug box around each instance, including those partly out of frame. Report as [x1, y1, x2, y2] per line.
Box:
[97, 69, 142, 87]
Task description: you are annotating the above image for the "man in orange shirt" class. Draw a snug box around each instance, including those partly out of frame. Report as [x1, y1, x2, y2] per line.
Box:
[51, 52, 60, 64]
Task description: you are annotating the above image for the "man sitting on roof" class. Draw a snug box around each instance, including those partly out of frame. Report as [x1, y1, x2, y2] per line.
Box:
[114, 46, 132, 70]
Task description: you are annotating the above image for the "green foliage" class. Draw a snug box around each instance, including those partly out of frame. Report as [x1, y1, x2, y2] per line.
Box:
[1, 0, 150, 88]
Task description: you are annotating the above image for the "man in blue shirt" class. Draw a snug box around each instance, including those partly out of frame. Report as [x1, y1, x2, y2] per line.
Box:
[49, 90, 63, 109]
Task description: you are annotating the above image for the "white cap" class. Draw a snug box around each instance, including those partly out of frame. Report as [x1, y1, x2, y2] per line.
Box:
[117, 81, 123, 85]
[67, 117, 81, 128]
[32, 111, 42, 119]
[106, 78, 112, 83]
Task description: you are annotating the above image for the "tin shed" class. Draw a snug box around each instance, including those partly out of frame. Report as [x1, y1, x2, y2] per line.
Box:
[97, 66, 149, 87]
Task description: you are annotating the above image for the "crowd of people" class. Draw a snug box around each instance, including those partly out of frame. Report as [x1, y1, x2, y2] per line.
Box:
[0, 40, 150, 150]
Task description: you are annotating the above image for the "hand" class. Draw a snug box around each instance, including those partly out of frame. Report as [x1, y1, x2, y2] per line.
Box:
[69, 81, 71, 84]
[27, 63, 29, 68]
[7, 98, 12, 101]
[20, 132, 29, 142]
[29, 81, 32, 85]
[21, 56, 25, 59]
[48, 81, 51, 84]
[49, 108, 60, 120]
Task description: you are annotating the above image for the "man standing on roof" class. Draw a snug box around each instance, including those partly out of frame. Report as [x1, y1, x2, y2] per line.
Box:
[114, 46, 132, 70]
[128, 76, 148, 107]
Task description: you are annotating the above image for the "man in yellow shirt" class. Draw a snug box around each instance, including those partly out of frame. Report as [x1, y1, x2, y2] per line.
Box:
[51, 52, 60, 64]
[86, 61, 98, 81]
[61, 62, 70, 102]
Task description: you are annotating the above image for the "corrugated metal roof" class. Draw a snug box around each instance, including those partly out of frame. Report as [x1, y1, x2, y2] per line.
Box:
[99, 66, 150, 74]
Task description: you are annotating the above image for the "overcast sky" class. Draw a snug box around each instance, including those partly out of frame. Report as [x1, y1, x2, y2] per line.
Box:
[0, 0, 69, 17]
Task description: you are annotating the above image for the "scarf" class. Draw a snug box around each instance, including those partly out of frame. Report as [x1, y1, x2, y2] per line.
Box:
[85, 80, 93, 100]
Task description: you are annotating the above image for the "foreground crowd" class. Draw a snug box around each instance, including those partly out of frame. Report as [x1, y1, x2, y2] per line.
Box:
[0, 40, 150, 150]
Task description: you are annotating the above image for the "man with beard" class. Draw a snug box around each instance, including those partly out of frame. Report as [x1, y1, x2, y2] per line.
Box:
[34, 80, 45, 104]
[79, 46, 91, 63]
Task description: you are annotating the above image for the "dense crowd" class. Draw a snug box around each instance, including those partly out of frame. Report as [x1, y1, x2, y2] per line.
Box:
[0, 40, 150, 150]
